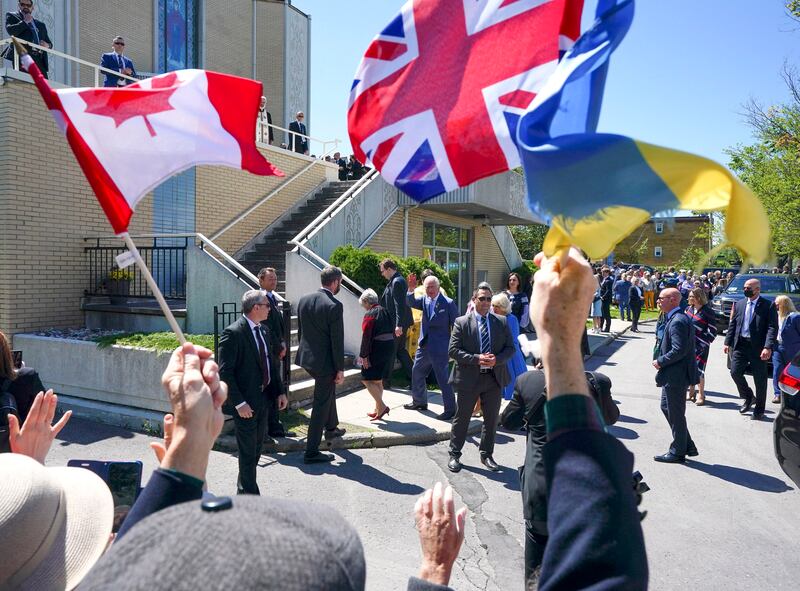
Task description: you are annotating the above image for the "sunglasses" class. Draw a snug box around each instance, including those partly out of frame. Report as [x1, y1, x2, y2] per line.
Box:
[475, 296, 492, 302]
[114, 41, 125, 46]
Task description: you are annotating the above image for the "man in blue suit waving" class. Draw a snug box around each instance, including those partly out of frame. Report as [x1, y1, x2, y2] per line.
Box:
[405, 273, 458, 420]
[100, 36, 136, 87]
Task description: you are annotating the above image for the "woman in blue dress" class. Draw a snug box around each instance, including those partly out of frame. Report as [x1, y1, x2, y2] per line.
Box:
[491, 292, 528, 399]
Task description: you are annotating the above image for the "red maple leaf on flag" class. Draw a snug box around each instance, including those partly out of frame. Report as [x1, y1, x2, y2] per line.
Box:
[78, 72, 179, 137]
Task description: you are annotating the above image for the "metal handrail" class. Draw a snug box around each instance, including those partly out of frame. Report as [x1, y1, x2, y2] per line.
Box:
[209, 159, 321, 242]
[257, 120, 341, 156]
[82, 232, 287, 302]
[1, 36, 139, 87]
[293, 241, 365, 294]
[290, 168, 379, 246]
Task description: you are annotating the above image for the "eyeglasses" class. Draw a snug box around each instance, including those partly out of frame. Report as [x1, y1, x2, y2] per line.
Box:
[114, 41, 125, 46]
[476, 296, 492, 302]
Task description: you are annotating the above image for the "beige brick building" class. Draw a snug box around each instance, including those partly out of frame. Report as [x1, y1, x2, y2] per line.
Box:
[613, 214, 710, 267]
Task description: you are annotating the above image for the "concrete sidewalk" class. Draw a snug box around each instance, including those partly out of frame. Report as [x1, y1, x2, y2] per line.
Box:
[214, 317, 637, 453]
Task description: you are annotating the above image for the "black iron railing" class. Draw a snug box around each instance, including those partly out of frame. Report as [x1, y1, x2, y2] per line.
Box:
[84, 237, 188, 299]
[214, 300, 292, 395]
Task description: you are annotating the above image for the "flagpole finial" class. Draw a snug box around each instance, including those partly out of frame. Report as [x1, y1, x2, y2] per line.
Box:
[11, 37, 28, 57]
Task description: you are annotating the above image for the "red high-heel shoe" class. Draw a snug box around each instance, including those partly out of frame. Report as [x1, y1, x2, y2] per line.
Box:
[370, 406, 390, 422]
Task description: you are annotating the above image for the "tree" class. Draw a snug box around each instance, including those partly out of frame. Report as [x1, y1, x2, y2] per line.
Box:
[727, 63, 800, 263]
[675, 218, 713, 270]
[509, 224, 549, 260]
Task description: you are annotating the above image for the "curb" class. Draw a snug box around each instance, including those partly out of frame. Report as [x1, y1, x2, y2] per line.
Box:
[213, 419, 483, 454]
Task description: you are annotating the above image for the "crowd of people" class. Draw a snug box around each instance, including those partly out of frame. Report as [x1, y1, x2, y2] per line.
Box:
[1, 249, 654, 590]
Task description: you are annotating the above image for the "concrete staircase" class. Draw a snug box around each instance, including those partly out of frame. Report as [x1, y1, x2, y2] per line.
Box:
[238, 180, 356, 295]
[286, 313, 363, 407]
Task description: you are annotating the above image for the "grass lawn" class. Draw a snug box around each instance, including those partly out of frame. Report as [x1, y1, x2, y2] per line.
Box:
[93, 332, 215, 352]
[586, 307, 661, 328]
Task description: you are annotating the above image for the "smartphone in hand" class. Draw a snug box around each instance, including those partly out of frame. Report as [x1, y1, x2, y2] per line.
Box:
[67, 460, 143, 532]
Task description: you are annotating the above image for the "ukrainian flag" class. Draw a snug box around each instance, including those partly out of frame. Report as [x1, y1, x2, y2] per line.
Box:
[516, 0, 770, 263]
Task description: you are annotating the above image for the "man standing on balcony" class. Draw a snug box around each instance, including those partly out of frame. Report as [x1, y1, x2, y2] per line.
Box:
[296, 266, 346, 464]
[258, 96, 274, 144]
[289, 111, 309, 154]
[258, 267, 295, 440]
[380, 259, 414, 388]
[2, 0, 52, 78]
[100, 36, 137, 87]
[219, 290, 288, 494]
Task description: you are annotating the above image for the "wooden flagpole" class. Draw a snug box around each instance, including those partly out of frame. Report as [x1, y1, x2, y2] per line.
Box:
[120, 232, 186, 344]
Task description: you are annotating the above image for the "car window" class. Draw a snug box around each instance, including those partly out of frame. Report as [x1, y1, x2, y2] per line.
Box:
[725, 275, 787, 294]
[789, 278, 800, 294]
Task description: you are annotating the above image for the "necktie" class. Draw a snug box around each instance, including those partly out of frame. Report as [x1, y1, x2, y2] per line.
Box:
[480, 316, 490, 354]
[743, 300, 754, 337]
[254, 326, 270, 389]
[117, 54, 124, 70]
[428, 298, 435, 318]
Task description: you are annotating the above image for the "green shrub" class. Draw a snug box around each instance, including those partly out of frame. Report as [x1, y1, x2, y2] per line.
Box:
[329, 245, 455, 296]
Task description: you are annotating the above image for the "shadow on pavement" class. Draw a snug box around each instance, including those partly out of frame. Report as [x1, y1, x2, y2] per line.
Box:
[686, 460, 794, 493]
[618, 414, 647, 424]
[704, 390, 741, 400]
[56, 416, 135, 446]
[608, 425, 638, 440]
[462, 462, 520, 490]
[274, 449, 425, 496]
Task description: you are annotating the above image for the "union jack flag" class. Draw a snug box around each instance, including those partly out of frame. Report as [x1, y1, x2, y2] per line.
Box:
[347, 0, 583, 202]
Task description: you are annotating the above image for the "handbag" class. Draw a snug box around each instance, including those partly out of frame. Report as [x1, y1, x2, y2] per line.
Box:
[0, 378, 19, 453]
[585, 371, 620, 425]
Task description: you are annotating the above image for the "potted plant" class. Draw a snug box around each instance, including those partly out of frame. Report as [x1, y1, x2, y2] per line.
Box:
[107, 267, 134, 304]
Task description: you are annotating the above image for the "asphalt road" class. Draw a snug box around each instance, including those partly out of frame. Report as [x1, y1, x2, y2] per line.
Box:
[46, 325, 799, 591]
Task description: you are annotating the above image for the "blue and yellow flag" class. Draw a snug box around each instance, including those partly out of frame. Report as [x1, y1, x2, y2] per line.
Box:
[516, 0, 769, 263]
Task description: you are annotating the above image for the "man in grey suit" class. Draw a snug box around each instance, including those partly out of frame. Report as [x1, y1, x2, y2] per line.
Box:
[448, 285, 515, 473]
[296, 266, 346, 464]
[652, 287, 698, 463]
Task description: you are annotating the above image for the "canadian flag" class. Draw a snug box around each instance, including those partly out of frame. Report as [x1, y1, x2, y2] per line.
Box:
[20, 53, 284, 233]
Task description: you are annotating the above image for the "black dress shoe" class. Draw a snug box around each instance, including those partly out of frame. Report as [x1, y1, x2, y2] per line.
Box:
[403, 402, 428, 411]
[324, 427, 346, 440]
[269, 431, 297, 438]
[447, 457, 462, 473]
[481, 456, 500, 472]
[654, 452, 686, 464]
[739, 398, 754, 414]
[304, 452, 335, 464]
[751, 412, 765, 421]
[686, 446, 699, 457]
[436, 412, 454, 421]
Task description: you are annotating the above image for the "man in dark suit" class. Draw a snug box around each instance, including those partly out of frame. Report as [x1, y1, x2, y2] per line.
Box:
[652, 287, 698, 463]
[380, 258, 414, 387]
[724, 277, 778, 419]
[629, 276, 643, 332]
[288, 111, 308, 154]
[99, 36, 137, 87]
[599, 267, 614, 332]
[258, 267, 295, 439]
[219, 290, 287, 494]
[259, 96, 274, 144]
[404, 273, 458, 420]
[296, 266, 346, 464]
[3, 1, 52, 78]
[447, 285, 515, 473]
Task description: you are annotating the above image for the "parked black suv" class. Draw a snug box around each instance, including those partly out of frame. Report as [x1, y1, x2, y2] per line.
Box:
[776, 353, 800, 487]
[710, 274, 800, 332]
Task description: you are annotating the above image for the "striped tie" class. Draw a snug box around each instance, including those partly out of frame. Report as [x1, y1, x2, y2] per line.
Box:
[480, 316, 490, 354]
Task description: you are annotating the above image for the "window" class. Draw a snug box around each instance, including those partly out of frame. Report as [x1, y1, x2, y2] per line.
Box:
[655, 222, 664, 234]
[423, 222, 472, 309]
[654, 246, 663, 258]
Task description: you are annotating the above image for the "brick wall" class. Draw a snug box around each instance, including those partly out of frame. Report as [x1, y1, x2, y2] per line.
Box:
[78, 0, 154, 86]
[615, 217, 709, 266]
[0, 81, 152, 336]
[257, 1, 286, 144]
[195, 151, 331, 255]
[203, 0, 253, 79]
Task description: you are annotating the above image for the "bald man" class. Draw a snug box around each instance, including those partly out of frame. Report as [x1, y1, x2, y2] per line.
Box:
[652, 288, 698, 463]
[723, 278, 778, 419]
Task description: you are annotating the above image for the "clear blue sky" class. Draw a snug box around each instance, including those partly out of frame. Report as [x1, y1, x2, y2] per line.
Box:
[292, 0, 799, 166]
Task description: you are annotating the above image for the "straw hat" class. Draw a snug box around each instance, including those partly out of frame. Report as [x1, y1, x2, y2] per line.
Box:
[0, 454, 113, 590]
